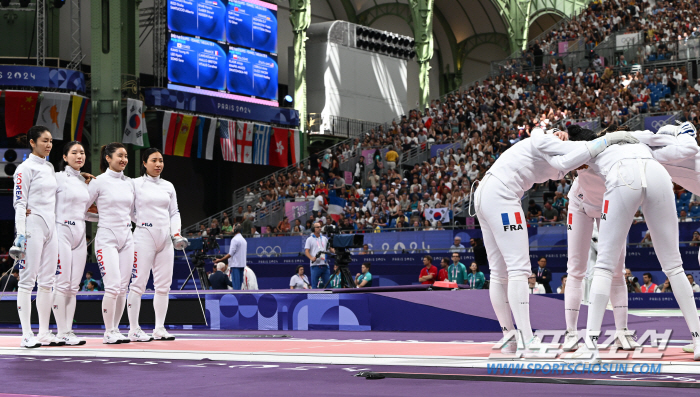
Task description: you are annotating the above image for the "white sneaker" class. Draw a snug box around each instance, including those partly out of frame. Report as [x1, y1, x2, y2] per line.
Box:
[683, 343, 694, 353]
[152, 327, 175, 341]
[20, 333, 40, 348]
[612, 328, 640, 351]
[562, 330, 580, 352]
[103, 331, 122, 344]
[111, 329, 130, 344]
[570, 343, 601, 364]
[59, 331, 86, 346]
[500, 340, 517, 354]
[36, 331, 66, 346]
[694, 340, 700, 361]
[128, 327, 153, 342]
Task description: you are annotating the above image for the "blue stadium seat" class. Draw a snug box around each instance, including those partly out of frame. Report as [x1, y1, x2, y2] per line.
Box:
[690, 206, 700, 217]
[648, 54, 656, 61]
[681, 192, 692, 204]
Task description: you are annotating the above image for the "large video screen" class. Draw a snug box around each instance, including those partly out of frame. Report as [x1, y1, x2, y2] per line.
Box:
[166, 0, 278, 106]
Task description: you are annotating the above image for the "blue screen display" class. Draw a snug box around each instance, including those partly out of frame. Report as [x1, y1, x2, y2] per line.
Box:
[226, 1, 277, 54]
[167, 34, 227, 91]
[227, 47, 278, 100]
[167, 0, 227, 43]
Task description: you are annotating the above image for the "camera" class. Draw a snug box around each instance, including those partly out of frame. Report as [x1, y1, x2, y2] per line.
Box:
[319, 228, 364, 288]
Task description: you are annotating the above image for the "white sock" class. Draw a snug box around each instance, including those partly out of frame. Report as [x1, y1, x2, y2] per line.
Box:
[153, 293, 169, 329]
[17, 290, 33, 335]
[507, 275, 533, 343]
[610, 277, 628, 330]
[666, 268, 700, 338]
[586, 269, 613, 345]
[488, 279, 515, 337]
[113, 293, 126, 332]
[127, 292, 142, 331]
[66, 294, 77, 333]
[564, 276, 584, 332]
[102, 295, 117, 332]
[51, 292, 69, 335]
[36, 287, 52, 335]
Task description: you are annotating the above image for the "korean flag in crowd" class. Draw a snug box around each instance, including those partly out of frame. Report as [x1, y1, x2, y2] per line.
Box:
[424, 208, 449, 222]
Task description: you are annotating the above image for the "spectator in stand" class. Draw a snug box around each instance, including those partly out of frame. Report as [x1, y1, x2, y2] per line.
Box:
[355, 262, 373, 287]
[438, 258, 449, 282]
[359, 244, 371, 255]
[0, 268, 19, 292]
[679, 210, 692, 222]
[466, 262, 485, 289]
[209, 219, 221, 237]
[251, 226, 260, 238]
[688, 274, 700, 292]
[541, 201, 559, 225]
[527, 200, 543, 222]
[81, 271, 100, 291]
[535, 257, 552, 293]
[626, 268, 642, 293]
[385, 146, 399, 170]
[210, 263, 233, 290]
[233, 207, 243, 223]
[243, 205, 255, 222]
[332, 173, 344, 196]
[290, 265, 310, 289]
[640, 272, 657, 293]
[372, 149, 383, 173]
[85, 281, 99, 292]
[656, 278, 672, 293]
[354, 156, 365, 185]
[449, 236, 466, 253]
[419, 255, 438, 285]
[691, 231, 700, 247]
[528, 273, 546, 294]
[633, 209, 645, 224]
[277, 216, 291, 234]
[312, 191, 327, 218]
[221, 219, 233, 235]
[448, 253, 467, 284]
[557, 274, 567, 293]
[552, 191, 567, 212]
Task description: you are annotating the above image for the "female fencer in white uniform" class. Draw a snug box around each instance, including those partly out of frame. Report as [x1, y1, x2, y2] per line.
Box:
[474, 125, 637, 355]
[566, 123, 700, 362]
[127, 148, 188, 342]
[52, 141, 98, 346]
[86, 143, 135, 344]
[560, 124, 698, 352]
[10, 126, 62, 348]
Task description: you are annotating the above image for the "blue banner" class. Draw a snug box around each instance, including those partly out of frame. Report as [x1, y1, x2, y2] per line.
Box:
[644, 114, 677, 132]
[430, 143, 461, 158]
[144, 87, 299, 126]
[0, 65, 85, 93]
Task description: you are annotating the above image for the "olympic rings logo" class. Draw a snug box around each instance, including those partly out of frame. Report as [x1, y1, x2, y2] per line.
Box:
[255, 246, 282, 257]
[650, 117, 674, 131]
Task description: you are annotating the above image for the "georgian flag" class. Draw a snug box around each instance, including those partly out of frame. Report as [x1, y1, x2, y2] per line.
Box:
[424, 208, 449, 222]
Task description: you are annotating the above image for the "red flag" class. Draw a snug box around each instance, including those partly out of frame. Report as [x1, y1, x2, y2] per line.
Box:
[5, 91, 39, 138]
[163, 112, 182, 156]
[269, 127, 289, 167]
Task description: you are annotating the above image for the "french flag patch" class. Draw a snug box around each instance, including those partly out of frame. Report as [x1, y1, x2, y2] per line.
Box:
[501, 212, 524, 231]
[602, 199, 610, 220]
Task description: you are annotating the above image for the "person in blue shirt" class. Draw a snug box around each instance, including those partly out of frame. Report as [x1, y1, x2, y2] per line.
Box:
[355, 262, 373, 288]
[466, 262, 485, 289]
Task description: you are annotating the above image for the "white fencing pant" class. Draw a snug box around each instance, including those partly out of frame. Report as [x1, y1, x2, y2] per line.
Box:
[587, 159, 700, 343]
[475, 175, 533, 343]
[128, 227, 174, 330]
[17, 214, 57, 335]
[52, 222, 87, 335]
[95, 226, 134, 332]
[565, 202, 627, 333]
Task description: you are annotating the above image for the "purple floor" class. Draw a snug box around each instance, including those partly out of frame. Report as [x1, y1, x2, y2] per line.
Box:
[1, 356, 699, 397]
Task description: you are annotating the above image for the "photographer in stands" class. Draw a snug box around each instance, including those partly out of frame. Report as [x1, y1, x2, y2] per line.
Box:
[625, 268, 642, 293]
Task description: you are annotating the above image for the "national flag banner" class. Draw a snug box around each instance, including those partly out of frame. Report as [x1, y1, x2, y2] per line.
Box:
[422, 116, 433, 129]
[500, 212, 522, 226]
[190, 116, 215, 159]
[252, 123, 271, 165]
[235, 121, 254, 163]
[327, 194, 346, 222]
[162, 111, 181, 154]
[70, 95, 89, 141]
[425, 208, 450, 223]
[218, 119, 236, 162]
[173, 114, 197, 157]
[5, 90, 39, 138]
[270, 127, 289, 167]
[289, 129, 301, 164]
[202, 117, 217, 160]
[36, 92, 70, 140]
[123, 98, 146, 146]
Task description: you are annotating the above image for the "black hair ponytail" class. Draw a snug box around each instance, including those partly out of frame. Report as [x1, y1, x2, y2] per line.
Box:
[140, 147, 162, 175]
[567, 125, 598, 142]
[61, 141, 85, 169]
[100, 142, 125, 173]
[16, 125, 50, 152]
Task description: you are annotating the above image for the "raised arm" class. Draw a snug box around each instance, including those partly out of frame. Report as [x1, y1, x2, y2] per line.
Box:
[530, 128, 594, 172]
[632, 129, 699, 164]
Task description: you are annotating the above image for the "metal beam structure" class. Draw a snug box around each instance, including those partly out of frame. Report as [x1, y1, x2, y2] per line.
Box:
[36, 0, 45, 66]
[289, 0, 311, 133]
[67, 0, 83, 70]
